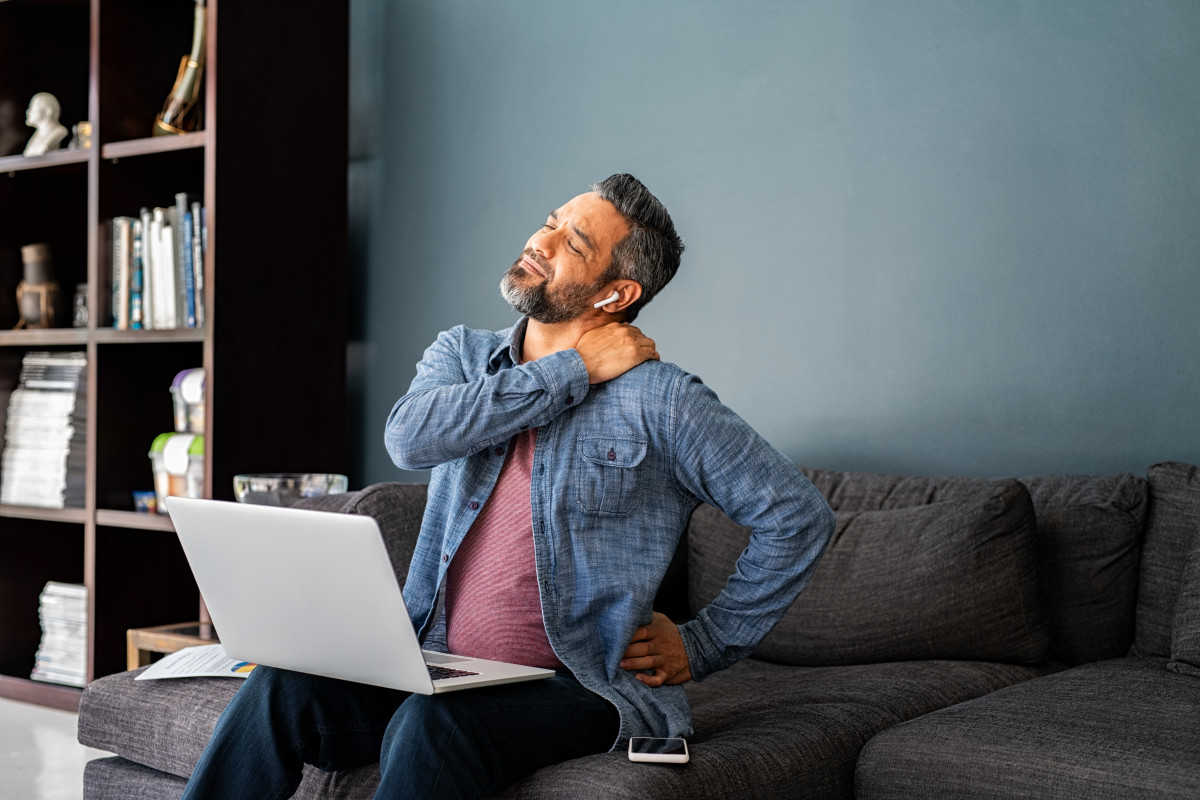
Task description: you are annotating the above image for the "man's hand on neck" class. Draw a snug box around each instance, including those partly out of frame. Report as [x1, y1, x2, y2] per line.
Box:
[523, 314, 659, 385]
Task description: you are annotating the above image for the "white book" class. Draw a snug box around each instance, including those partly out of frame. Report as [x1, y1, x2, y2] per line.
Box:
[152, 208, 177, 329]
[140, 208, 154, 329]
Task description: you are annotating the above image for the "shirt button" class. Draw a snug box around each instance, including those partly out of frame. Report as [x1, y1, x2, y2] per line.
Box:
[494, 447, 504, 456]
[442, 554, 449, 562]
[469, 501, 479, 510]
[608, 449, 617, 461]
[566, 395, 575, 405]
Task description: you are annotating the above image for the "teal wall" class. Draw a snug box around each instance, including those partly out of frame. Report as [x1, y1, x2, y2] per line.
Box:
[348, 0, 1200, 485]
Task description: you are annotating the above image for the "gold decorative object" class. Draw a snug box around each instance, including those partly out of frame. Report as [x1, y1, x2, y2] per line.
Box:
[153, 0, 207, 136]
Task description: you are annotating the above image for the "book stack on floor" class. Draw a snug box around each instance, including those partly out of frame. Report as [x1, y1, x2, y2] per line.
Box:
[30, 581, 88, 687]
[111, 191, 207, 330]
[0, 351, 87, 508]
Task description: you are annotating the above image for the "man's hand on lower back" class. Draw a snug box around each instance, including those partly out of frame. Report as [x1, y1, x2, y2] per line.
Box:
[620, 612, 692, 687]
[575, 322, 659, 384]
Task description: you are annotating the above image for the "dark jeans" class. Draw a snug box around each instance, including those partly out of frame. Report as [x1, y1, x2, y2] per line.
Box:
[179, 666, 620, 800]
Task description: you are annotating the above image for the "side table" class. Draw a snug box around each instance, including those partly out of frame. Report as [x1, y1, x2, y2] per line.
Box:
[126, 622, 220, 670]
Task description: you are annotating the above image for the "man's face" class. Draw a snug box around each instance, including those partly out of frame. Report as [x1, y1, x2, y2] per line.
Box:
[26, 98, 47, 126]
[501, 192, 630, 324]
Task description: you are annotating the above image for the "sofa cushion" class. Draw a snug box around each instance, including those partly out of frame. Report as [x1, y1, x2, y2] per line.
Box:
[83, 753, 381, 800]
[83, 756, 188, 800]
[497, 657, 1048, 800]
[78, 667, 242, 780]
[801, 467, 1148, 665]
[855, 657, 1200, 799]
[1134, 462, 1200, 658]
[690, 480, 1049, 666]
[1168, 525, 1200, 677]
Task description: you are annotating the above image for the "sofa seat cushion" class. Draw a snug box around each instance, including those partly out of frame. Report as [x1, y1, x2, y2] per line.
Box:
[83, 754, 381, 800]
[79, 668, 384, 798]
[81, 656, 1046, 800]
[855, 657, 1200, 799]
[690, 480, 1050, 666]
[78, 667, 241, 780]
[496, 657, 1048, 800]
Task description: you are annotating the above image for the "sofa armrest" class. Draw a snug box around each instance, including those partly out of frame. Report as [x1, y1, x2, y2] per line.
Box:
[294, 482, 427, 586]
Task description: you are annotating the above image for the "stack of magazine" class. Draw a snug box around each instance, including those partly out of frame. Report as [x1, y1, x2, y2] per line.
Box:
[30, 581, 87, 687]
[0, 351, 87, 508]
[111, 191, 207, 330]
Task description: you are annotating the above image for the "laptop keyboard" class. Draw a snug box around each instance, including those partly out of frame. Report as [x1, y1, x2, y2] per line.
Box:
[427, 664, 480, 681]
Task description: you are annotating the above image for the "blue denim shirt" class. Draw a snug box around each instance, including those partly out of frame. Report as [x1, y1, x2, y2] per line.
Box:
[384, 319, 834, 747]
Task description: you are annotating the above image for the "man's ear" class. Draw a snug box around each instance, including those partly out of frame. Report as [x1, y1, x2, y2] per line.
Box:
[596, 280, 643, 315]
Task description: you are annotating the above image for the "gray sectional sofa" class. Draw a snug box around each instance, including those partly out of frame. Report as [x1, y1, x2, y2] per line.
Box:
[77, 461, 1200, 799]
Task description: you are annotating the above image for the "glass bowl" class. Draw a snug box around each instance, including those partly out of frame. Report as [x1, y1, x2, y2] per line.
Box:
[232, 473, 349, 507]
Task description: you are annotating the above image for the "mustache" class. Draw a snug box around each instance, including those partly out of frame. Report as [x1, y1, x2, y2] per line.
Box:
[519, 248, 552, 279]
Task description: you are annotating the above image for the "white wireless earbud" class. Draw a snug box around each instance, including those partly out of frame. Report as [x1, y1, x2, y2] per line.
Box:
[593, 290, 620, 308]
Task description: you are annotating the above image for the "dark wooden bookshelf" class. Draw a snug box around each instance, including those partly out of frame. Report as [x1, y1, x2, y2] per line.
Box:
[0, 0, 348, 710]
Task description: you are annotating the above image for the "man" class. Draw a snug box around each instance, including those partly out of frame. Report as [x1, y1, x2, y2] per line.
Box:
[181, 174, 834, 799]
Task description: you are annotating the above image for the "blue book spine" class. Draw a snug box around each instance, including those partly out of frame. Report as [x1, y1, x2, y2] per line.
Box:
[181, 210, 197, 328]
[130, 219, 144, 330]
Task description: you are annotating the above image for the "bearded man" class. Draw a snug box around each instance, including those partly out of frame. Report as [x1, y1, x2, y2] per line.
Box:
[181, 174, 833, 800]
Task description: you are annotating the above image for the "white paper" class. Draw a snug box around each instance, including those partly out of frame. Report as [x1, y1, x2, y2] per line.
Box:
[134, 644, 256, 680]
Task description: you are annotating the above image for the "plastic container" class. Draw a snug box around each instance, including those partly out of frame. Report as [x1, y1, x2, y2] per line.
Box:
[149, 433, 204, 514]
[170, 368, 205, 434]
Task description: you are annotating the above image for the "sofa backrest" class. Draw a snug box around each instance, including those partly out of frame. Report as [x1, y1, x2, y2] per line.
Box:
[1131, 462, 1200, 658]
[686, 467, 1147, 667]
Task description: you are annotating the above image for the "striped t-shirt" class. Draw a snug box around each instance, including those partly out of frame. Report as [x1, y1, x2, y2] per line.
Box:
[444, 428, 564, 669]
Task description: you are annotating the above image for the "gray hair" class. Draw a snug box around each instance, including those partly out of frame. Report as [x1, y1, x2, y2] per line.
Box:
[591, 174, 684, 322]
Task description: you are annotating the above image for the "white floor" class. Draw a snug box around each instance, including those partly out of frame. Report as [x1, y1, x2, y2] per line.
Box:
[0, 697, 112, 800]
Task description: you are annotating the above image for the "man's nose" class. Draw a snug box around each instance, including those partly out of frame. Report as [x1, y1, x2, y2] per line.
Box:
[531, 228, 556, 258]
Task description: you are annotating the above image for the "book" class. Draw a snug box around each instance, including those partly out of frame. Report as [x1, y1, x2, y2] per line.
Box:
[140, 207, 154, 329]
[0, 351, 88, 508]
[30, 581, 88, 687]
[191, 200, 205, 327]
[175, 192, 201, 328]
[130, 218, 144, 329]
[111, 217, 134, 329]
[181, 210, 197, 327]
[151, 208, 177, 329]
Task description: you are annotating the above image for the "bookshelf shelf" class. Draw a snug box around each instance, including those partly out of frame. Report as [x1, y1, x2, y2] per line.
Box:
[0, 0, 348, 709]
[0, 675, 82, 713]
[100, 131, 208, 161]
[91, 327, 206, 344]
[0, 150, 91, 175]
[95, 510, 175, 533]
[0, 505, 89, 525]
[0, 329, 90, 346]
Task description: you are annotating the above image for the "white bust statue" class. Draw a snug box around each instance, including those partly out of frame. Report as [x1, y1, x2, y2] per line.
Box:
[24, 92, 68, 157]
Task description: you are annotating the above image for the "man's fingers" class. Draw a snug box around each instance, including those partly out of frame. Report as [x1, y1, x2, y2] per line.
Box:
[635, 670, 667, 688]
[620, 655, 659, 671]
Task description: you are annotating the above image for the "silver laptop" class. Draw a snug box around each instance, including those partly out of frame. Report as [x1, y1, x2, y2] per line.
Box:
[165, 497, 555, 694]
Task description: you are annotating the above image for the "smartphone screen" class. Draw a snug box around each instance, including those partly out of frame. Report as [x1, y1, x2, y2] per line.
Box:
[628, 737, 689, 762]
[629, 738, 687, 756]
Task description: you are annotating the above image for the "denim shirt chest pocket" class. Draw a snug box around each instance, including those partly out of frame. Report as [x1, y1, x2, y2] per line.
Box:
[573, 436, 648, 516]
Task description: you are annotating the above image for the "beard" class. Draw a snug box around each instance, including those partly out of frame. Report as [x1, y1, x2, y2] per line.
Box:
[499, 253, 608, 324]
